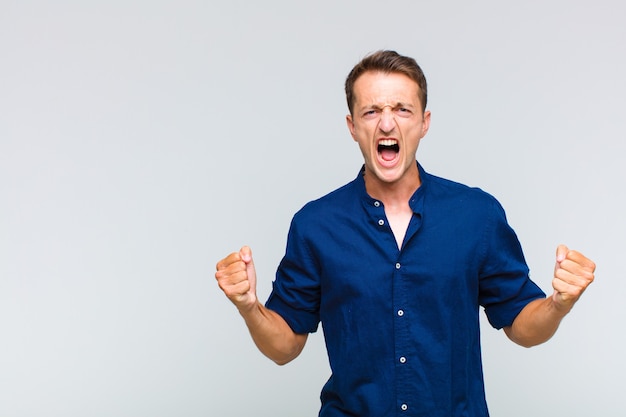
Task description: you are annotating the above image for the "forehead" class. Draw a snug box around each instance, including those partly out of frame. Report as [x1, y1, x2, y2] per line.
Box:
[353, 71, 422, 107]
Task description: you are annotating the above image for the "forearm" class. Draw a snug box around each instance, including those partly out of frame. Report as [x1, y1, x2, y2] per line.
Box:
[503, 297, 569, 348]
[239, 301, 308, 365]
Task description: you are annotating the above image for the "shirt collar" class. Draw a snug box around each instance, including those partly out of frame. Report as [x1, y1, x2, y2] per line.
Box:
[355, 161, 427, 216]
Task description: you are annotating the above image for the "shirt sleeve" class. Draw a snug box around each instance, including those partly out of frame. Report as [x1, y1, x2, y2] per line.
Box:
[478, 197, 546, 329]
[265, 212, 321, 334]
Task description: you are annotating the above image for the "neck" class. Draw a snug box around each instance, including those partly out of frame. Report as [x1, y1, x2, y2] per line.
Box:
[363, 166, 421, 207]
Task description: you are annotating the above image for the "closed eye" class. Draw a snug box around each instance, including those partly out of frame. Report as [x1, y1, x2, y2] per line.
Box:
[395, 107, 412, 117]
[362, 109, 379, 120]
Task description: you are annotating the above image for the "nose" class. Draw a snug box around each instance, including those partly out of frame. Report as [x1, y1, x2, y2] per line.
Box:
[378, 107, 395, 134]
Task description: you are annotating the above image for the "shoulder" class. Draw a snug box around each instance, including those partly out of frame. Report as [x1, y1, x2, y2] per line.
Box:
[299, 174, 363, 212]
[427, 171, 500, 203]
[422, 170, 507, 219]
[287, 177, 363, 238]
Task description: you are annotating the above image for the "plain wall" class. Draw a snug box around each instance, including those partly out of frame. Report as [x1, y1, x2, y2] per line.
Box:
[1, 1, 624, 416]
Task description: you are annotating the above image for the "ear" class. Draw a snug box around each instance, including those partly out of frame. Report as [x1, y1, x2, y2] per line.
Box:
[421, 110, 431, 137]
[346, 114, 357, 141]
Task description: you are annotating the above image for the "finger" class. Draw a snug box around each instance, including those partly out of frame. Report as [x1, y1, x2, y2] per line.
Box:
[565, 250, 597, 271]
[554, 267, 593, 288]
[552, 277, 584, 297]
[221, 278, 252, 299]
[215, 264, 246, 282]
[557, 260, 595, 283]
[215, 256, 247, 284]
[216, 251, 243, 272]
[551, 280, 584, 307]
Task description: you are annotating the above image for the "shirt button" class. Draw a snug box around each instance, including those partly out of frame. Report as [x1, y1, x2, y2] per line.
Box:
[397, 309, 404, 317]
[395, 263, 401, 269]
[378, 219, 385, 226]
[399, 356, 407, 364]
[401, 404, 408, 411]
[374, 201, 380, 207]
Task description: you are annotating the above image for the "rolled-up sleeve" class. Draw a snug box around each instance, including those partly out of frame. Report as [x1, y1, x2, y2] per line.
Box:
[479, 198, 546, 329]
[265, 212, 321, 334]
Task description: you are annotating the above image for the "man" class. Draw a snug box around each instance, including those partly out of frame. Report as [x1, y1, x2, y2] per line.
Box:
[215, 50, 596, 416]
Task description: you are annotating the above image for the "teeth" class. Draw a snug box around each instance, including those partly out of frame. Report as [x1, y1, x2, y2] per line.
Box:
[379, 139, 398, 146]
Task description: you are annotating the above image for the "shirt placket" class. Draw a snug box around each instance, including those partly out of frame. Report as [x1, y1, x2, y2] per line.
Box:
[371, 198, 414, 415]
[393, 254, 413, 414]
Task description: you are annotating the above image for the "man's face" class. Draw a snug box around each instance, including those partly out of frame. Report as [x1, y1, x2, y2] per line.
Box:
[346, 71, 430, 187]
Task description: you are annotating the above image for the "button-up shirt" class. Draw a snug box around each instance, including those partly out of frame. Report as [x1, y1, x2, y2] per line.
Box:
[266, 163, 545, 416]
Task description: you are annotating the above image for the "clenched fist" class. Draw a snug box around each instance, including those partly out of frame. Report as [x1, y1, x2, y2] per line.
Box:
[552, 244, 596, 312]
[215, 246, 258, 312]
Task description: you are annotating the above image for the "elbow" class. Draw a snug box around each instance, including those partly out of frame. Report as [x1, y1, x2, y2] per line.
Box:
[269, 348, 300, 366]
[516, 335, 553, 349]
[267, 335, 307, 366]
[273, 357, 294, 366]
[514, 339, 541, 349]
[504, 325, 552, 348]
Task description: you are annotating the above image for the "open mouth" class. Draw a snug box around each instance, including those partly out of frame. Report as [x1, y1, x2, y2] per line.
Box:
[378, 139, 399, 162]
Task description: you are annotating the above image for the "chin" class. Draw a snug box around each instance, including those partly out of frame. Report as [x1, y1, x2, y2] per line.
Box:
[373, 169, 402, 184]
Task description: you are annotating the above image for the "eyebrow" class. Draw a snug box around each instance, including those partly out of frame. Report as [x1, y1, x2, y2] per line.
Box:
[359, 102, 415, 111]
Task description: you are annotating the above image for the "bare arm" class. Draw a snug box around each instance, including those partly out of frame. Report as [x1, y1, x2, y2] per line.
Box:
[504, 245, 596, 347]
[215, 246, 307, 365]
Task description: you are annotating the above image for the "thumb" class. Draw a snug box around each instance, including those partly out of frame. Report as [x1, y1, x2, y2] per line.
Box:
[240, 246, 257, 293]
[240, 245, 253, 263]
[556, 244, 569, 263]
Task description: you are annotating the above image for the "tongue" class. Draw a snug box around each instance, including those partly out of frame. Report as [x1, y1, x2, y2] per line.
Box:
[380, 149, 397, 161]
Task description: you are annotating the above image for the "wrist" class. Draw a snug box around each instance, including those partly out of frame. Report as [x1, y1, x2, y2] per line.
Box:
[237, 297, 262, 322]
[549, 292, 574, 317]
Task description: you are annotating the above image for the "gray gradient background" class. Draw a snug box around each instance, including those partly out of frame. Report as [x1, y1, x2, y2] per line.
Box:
[1, 1, 624, 416]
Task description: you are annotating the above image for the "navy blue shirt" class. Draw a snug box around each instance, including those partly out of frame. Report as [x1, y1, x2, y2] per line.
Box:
[266, 163, 545, 416]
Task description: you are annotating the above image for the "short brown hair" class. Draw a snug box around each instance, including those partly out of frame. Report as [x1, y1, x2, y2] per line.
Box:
[345, 50, 428, 115]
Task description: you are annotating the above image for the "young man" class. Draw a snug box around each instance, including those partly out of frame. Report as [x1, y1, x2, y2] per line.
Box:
[215, 50, 596, 416]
